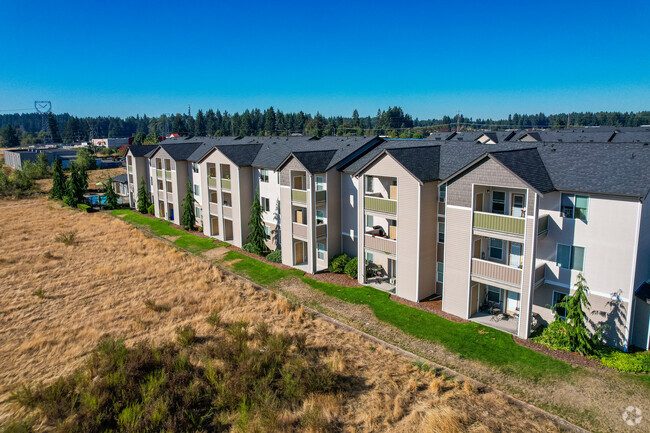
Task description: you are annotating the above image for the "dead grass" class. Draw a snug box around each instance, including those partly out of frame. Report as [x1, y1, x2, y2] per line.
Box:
[0, 198, 565, 432]
[35, 167, 126, 192]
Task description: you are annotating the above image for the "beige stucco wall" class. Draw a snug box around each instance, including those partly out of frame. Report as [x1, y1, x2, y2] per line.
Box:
[340, 174, 359, 257]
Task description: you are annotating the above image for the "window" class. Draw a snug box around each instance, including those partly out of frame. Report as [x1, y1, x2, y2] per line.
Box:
[317, 242, 325, 260]
[164, 159, 171, 170]
[316, 209, 326, 225]
[491, 191, 505, 214]
[552, 292, 567, 319]
[192, 163, 199, 173]
[194, 184, 200, 196]
[365, 214, 374, 228]
[439, 184, 446, 202]
[156, 158, 162, 169]
[158, 179, 164, 190]
[127, 155, 133, 165]
[561, 193, 589, 222]
[166, 181, 172, 193]
[316, 176, 325, 191]
[260, 169, 269, 183]
[195, 206, 201, 219]
[365, 176, 374, 193]
[264, 225, 271, 237]
[436, 262, 444, 283]
[438, 222, 445, 243]
[489, 238, 503, 260]
[487, 287, 501, 304]
[261, 197, 270, 212]
[556, 244, 585, 271]
[365, 252, 374, 263]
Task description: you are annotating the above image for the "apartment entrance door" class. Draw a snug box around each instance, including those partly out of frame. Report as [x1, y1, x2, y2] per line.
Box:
[506, 291, 520, 315]
[511, 194, 525, 217]
[294, 241, 306, 265]
[475, 193, 484, 212]
[470, 284, 479, 315]
[509, 242, 523, 268]
[159, 200, 165, 218]
[169, 203, 174, 221]
[473, 239, 481, 259]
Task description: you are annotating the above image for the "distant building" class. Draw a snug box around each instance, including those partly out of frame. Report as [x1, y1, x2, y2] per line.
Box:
[92, 138, 130, 148]
[4, 148, 78, 170]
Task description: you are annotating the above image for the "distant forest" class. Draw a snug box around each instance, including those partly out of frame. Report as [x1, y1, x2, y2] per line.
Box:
[1, 107, 649, 144]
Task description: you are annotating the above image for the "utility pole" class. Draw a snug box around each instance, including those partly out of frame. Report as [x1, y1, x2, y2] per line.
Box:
[34, 100, 52, 144]
[567, 113, 570, 128]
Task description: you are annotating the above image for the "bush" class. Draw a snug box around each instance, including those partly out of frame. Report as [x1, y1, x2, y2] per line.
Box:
[175, 325, 197, 347]
[600, 350, 650, 373]
[266, 249, 282, 263]
[147, 204, 155, 215]
[328, 254, 350, 274]
[55, 230, 77, 246]
[242, 242, 263, 255]
[344, 257, 358, 279]
[77, 203, 91, 212]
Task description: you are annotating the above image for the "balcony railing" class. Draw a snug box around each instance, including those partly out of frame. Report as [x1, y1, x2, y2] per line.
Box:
[127, 165, 133, 173]
[292, 222, 308, 239]
[316, 224, 327, 238]
[365, 234, 396, 255]
[292, 189, 307, 203]
[166, 192, 173, 202]
[365, 196, 397, 214]
[471, 258, 522, 287]
[315, 190, 326, 202]
[209, 202, 219, 215]
[208, 176, 217, 188]
[157, 190, 165, 200]
[222, 205, 232, 219]
[156, 169, 162, 178]
[538, 214, 549, 235]
[165, 171, 172, 180]
[473, 211, 525, 236]
[221, 178, 231, 190]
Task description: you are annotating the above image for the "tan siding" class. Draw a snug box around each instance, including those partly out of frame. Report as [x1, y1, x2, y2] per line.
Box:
[443, 206, 473, 318]
[326, 169, 342, 259]
[418, 181, 438, 299]
[238, 167, 254, 247]
[340, 175, 358, 256]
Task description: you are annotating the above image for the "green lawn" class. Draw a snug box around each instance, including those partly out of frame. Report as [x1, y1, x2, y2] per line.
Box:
[110, 209, 218, 254]
[223, 250, 304, 286]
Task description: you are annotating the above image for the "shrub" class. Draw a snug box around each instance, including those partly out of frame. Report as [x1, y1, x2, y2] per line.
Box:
[55, 230, 77, 246]
[242, 242, 263, 255]
[77, 203, 91, 212]
[175, 325, 197, 347]
[206, 311, 220, 327]
[328, 254, 350, 274]
[600, 350, 650, 373]
[344, 257, 358, 279]
[147, 204, 155, 215]
[32, 289, 46, 299]
[266, 249, 282, 263]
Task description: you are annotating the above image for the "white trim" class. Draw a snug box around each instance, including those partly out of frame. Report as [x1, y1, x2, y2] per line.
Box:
[522, 193, 538, 337]
[473, 257, 520, 271]
[441, 184, 448, 312]
[415, 182, 421, 301]
[446, 204, 472, 211]
[465, 183, 476, 319]
[490, 189, 506, 214]
[473, 210, 524, 221]
[625, 201, 643, 350]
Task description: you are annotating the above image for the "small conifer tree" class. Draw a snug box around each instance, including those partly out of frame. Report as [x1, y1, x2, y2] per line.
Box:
[246, 189, 269, 255]
[50, 158, 66, 199]
[137, 177, 151, 213]
[180, 181, 196, 231]
[104, 177, 119, 210]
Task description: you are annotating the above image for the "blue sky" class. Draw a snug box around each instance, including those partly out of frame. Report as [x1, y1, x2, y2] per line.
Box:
[1, 0, 649, 119]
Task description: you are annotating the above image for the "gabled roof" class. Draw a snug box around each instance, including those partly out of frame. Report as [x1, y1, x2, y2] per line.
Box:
[351, 144, 440, 184]
[489, 148, 554, 194]
[276, 150, 338, 173]
[214, 143, 263, 166]
[147, 142, 204, 161]
[127, 145, 155, 157]
[111, 173, 128, 183]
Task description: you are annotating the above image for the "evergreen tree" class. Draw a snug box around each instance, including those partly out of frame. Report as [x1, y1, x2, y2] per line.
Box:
[132, 131, 146, 146]
[75, 148, 97, 171]
[263, 107, 276, 134]
[171, 114, 186, 135]
[104, 177, 119, 209]
[180, 181, 196, 231]
[144, 130, 160, 145]
[2, 124, 20, 147]
[185, 114, 194, 135]
[352, 109, 360, 126]
[63, 165, 85, 207]
[137, 177, 150, 213]
[36, 152, 50, 178]
[246, 189, 269, 255]
[205, 109, 217, 136]
[50, 158, 66, 199]
[194, 109, 206, 136]
[47, 113, 61, 143]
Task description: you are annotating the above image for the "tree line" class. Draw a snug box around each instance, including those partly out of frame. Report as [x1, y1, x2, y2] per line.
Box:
[1, 107, 649, 145]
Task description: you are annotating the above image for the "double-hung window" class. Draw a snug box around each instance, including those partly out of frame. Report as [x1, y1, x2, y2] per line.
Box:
[316, 209, 326, 225]
[438, 222, 445, 243]
[491, 191, 505, 214]
[264, 225, 271, 237]
[365, 214, 374, 229]
[487, 287, 501, 304]
[194, 184, 200, 196]
[260, 169, 269, 183]
[317, 242, 325, 260]
[261, 197, 270, 212]
[556, 244, 585, 271]
[436, 262, 444, 283]
[195, 206, 201, 219]
[439, 184, 446, 202]
[315, 176, 325, 191]
[192, 163, 199, 173]
[561, 193, 589, 222]
[489, 238, 503, 260]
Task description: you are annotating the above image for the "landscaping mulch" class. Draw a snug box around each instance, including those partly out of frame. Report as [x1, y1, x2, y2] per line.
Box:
[305, 271, 362, 287]
[513, 337, 607, 370]
[227, 246, 294, 270]
[390, 295, 469, 324]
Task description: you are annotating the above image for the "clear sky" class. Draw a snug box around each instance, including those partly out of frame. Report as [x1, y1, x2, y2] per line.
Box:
[1, 0, 649, 119]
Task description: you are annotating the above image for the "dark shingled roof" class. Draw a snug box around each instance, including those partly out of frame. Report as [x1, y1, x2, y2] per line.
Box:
[383, 146, 441, 183]
[158, 142, 204, 161]
[127, 145, 155, 157]
[111, 173, 128, 183]
[489, 148, 554, 194]
[289, 150, 338, 173]
[215, 144, 263, 166]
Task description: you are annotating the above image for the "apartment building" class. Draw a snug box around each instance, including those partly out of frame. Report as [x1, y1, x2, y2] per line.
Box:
[125, 129, 650, 350]
[125, 145, 152, 207]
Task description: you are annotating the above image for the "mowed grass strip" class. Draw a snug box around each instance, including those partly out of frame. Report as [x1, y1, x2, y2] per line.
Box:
[300, 278, 574, 379]
[223, 250, 304, 286]
[110, 209, 216, 254]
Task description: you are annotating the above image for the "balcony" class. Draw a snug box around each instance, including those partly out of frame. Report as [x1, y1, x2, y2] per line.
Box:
[127, 165, 133, 173]
[209, 202, 219, 215]
[471, 258, 522, 287]
[165, 171, 172, 180]
[365, 196, 397, 215]
[156, 169, 162, 178]
[473, 212, 524, 236]
[534, 263, 546, 286]
[365, 234, 396, 255]
[208, 176, 217, 188]
[538, 214, 549, 236]
[316, 224, 327, 238]
[166, 192, 173, 202]
[315, 190, 326, 202]
[221, 178, 231, 190]
[292, 222, 308, 239]
[222, 205, 232, 219]
[157, 190, 165, 200]
[292, 189, 307, 203]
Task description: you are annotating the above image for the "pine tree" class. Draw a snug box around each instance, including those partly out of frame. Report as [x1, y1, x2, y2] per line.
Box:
[63, 165, 85, 207]
[246, 189, 269, 255]
[47, 113, 61, 143]
[104, 177, 119, 209]
[194, 109, 206, 136]
[2, 124, 20, 147]
[264, 107, 276, 134]
[36, 152, 50, 178]
[137, 177, 150, 213]
[205, 109, 216, 135]
[132, 131, 146, 146]
[50, 158, 66, 199]
[171, 114, 186, 135]
[180, 181, 196, 231]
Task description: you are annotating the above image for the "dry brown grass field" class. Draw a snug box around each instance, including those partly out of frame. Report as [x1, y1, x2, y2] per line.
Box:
[0, 198, 564, 432]
[34, 167, 126, 192]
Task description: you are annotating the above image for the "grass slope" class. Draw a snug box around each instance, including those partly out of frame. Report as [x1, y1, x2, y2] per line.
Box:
[224, 251, 304, 287]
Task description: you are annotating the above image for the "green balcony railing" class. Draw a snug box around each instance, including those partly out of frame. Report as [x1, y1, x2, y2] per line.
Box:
[127, 165, 133, 173]
[473, 212, 525, 236]
[292, 189, 307, 203]
[315, 190, 327, 202]
[538, 214, 549, 235]
[221, 178, 231, 190]
[365, 196, 397, 214]
[165, 171, 172, 180]
[208, 176, 217, 188]
[156, 169, 162, 178]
